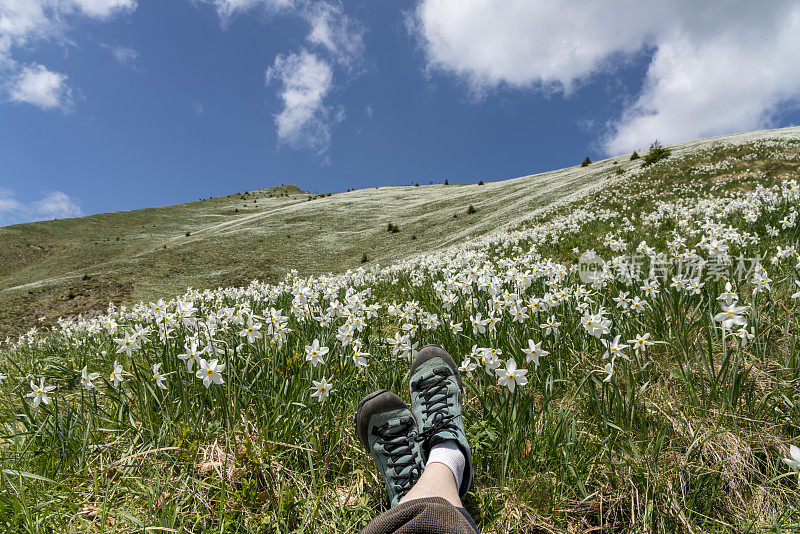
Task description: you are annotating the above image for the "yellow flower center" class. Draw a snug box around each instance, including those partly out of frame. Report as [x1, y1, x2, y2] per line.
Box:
[207, 369, 213, 375]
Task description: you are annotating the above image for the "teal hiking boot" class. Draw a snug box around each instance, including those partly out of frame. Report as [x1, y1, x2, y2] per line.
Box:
[356, 389, 424, 507]
[409, 344, 474, 498]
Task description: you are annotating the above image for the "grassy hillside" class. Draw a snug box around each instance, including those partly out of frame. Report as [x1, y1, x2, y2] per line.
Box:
[0, 160, 622, 339]
[4, 127, 795, 341]
[3, 127, 800, 532]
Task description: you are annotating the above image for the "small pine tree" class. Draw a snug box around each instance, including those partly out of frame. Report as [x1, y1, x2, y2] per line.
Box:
[467, 205, 477, 214]
[630, 151, 640, 160]
[641, 140, 671, 167]
[581, 156, 591, 167]
[361, 253, 368, 263]
[444, 179, 449, 185]
[478, 180, 484, 185]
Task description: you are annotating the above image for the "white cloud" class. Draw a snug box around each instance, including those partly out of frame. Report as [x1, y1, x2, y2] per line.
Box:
[0, 0, 136, 109]
[193, 101, 205, 115]
[0, 1, 53, 70]
[69, 0, 136, 19]
[604, 15, 800, 154]
[32, 191, 83, 219]
[202, 0, 294, 26]
[103, 44, 139, 66]
[411, 0, 800, 154]
[0, 190, 23, 214]
[302, 1, 363, 68]
[7, 63, 73, 111]
[0, 189, 83, 226]
[202, 1, 362, 156]
[411, 1, 652, 93]
[266, 49, 335, 154]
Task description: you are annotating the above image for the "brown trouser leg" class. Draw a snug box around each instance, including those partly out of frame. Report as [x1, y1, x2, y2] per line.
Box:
[361, 496, 478, 534]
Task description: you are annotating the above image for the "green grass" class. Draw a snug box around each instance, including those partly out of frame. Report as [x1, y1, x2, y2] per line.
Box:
[2, 128, 800, 532]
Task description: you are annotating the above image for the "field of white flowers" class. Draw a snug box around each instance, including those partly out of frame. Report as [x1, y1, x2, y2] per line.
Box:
[3, 128, 800, 532]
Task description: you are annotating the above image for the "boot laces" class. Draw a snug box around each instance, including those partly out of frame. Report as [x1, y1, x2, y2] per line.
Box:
[412, 368, 459, 435]
[372, 416, 421, 493]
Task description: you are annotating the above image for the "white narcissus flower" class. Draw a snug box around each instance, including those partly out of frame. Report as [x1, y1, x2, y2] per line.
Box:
[110, 360, 124, 388]
[399, 339, 418, 361]
[792, 280, 800, 299]
[178, 339, 204, 371]
[735, 327, 755, 346]
[582, 311, 611, 338]
[603, 361, 615, 383]
[114, 332, 140, 357]
[152, 363, 168, 390]
[239, 318, 262, 343]
[478, 349, 501, 376]
[27, 378, 56, 408]
[630, 296, 647, 314]
[613, 291, 630, 309]
[81, 366, 100, 390]
[714, 303, 748, 330]
[522, 339, 548, 366]
[717, 282, 739, 306]
[196, 358, 225, 388]
[783, 445, 800, 485]
[601, 335, 629, 361]
[311, 377, 333, 403]
[386, 332, 404, 356]
[351, 348, 369, 369]
[495, 358, 528, 393]
[459, 357, 477, 377]
[305, 339, 329, 367]
[470, 313, 488, 334]
[641, 279, 660, 297]
[540, 315, 561, 336]
[628, 333, 654, 352]
[336, 324, 354, 347]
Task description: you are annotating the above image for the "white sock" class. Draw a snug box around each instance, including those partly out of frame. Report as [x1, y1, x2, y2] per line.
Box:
[427, 440, 465, 490]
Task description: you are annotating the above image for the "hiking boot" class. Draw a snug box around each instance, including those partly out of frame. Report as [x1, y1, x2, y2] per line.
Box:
[356, 389, 424, 507]
[409, 344, 474, 497]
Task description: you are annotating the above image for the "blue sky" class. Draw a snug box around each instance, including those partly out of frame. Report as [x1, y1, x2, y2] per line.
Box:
[2, 0, 800, 225]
